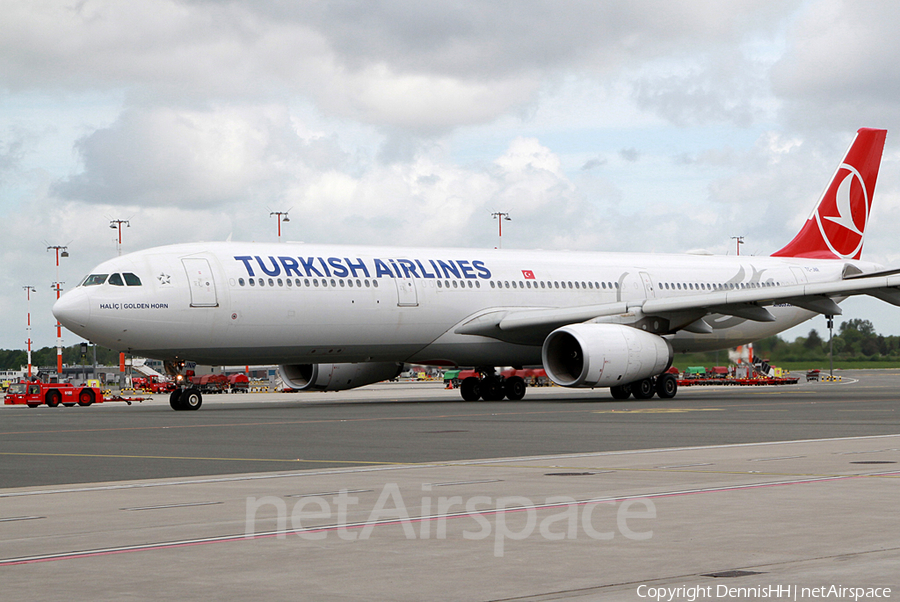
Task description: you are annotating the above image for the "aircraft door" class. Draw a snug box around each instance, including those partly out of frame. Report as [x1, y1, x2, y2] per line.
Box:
[395, 277, 419, 307]
[182, 258, 218, 307]
[789, 267, 808, 286]
[639, 272, 656, 299]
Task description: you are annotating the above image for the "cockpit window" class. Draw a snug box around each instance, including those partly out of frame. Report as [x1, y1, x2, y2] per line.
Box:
[123, 273, 142, 286]
[82, 274, 109, 286]
[108, 273, 125, 286]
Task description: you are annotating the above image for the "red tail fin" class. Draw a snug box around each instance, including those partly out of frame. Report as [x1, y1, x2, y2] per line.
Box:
[772, 128, 886, 260]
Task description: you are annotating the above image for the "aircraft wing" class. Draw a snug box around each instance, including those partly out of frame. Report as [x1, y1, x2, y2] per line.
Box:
[454, 273, 900, 344]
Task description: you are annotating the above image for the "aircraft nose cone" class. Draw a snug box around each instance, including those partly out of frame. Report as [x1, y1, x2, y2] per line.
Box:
[53, 289, 91, 331]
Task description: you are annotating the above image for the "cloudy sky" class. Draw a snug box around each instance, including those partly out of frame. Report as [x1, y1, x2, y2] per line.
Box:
[4, 0, 900, 352]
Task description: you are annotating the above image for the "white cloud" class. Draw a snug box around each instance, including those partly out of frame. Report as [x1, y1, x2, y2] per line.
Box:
[7, 0, 900, 350]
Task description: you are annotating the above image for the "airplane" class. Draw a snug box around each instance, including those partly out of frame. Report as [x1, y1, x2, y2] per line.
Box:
[54, 128, 900, 410]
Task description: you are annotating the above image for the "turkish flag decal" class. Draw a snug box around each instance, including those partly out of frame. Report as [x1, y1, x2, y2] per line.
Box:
[522, 270, 535, 279]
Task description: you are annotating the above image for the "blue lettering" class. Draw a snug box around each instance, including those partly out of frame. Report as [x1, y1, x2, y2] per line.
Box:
[234, 256, 255, 276]
[255, 256, 281, 277]
[429, 260, 441, 277]
[388, 259, 403, 278]
[299, 257, 323, 277]
[328, 257, 349, 277]
[437, 260, 460, 279]
[457, 260, 476, 279]
[473, 260, 491, 279]
[317, 257, 331, 277]
[374, 258, 394, 278]
[397, 259, 419, 278]
[345, 257, 370, 278]
[279, 256, 302, 277]
[416, 259, 436, 278]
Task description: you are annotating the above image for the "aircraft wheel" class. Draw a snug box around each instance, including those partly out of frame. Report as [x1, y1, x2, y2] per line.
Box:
[78, 389, 95, 406]
[655, 374, 678, 399]
[45, 390, 61, 407]
[632, 378, 655, 400]
[481, 377, 506, 401]
[460, 377, 481, 402]
[610, 384, 632, 400]
[504, 376, 527, 401]
[169, 389, 185, 411]
[182, 388, 203, 411]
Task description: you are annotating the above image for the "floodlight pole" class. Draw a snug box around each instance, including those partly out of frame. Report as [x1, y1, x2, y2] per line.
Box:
[491, 212, 511, 249]
[110, 219, 130, 256]
[731, 236, 744, 256]
[23, 286, 36, 378]
[47, 245, 68, 378]
[270, 211, 290, 241]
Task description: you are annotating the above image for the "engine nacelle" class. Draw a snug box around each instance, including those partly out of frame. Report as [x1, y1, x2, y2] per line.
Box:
[279, 362, 403, 392]
[542, 324, 673, 388]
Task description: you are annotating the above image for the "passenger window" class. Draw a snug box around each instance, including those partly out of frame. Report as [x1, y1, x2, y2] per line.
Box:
[108, 273, 125, 286]
[82, 274, 109, 286]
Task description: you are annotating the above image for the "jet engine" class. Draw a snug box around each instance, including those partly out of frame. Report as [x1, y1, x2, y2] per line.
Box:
[541, 324, 672, 388]
[279, 362, 403, 391]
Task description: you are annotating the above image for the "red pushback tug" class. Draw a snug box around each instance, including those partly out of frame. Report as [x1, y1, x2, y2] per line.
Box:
[4, 382, 146, 407]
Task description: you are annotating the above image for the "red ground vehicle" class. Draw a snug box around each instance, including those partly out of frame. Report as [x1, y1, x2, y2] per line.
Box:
[190, 373, 228, 394]
[227, 373, 249, 393]
[132, 376, 175, 394]
[4, 382, 103, 408]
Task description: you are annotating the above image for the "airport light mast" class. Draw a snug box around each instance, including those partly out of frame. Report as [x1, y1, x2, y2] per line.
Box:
[110, 219, 130, 256]
[23, 285, 35, 378]
[270, 211, 290, 241]
[491, 212, 511, 249]
[47, 245, 68, 377]
[731, 236, 744, 256]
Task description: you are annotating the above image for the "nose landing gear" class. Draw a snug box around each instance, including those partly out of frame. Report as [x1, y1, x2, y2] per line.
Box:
[165, 360, 203, 411]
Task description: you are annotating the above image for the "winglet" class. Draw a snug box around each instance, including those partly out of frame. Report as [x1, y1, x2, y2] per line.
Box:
[772, 128, 887, 260]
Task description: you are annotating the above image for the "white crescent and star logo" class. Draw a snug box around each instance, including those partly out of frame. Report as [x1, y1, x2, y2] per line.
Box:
[814, 162, 868, 259]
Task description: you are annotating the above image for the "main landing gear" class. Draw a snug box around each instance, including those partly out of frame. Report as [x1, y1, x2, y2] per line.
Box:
[459, 369, 527, 402]
[609, 373, 678, 400]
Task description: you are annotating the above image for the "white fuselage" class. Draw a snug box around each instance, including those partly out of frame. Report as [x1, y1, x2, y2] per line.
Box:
[52, 242, 880, 368]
